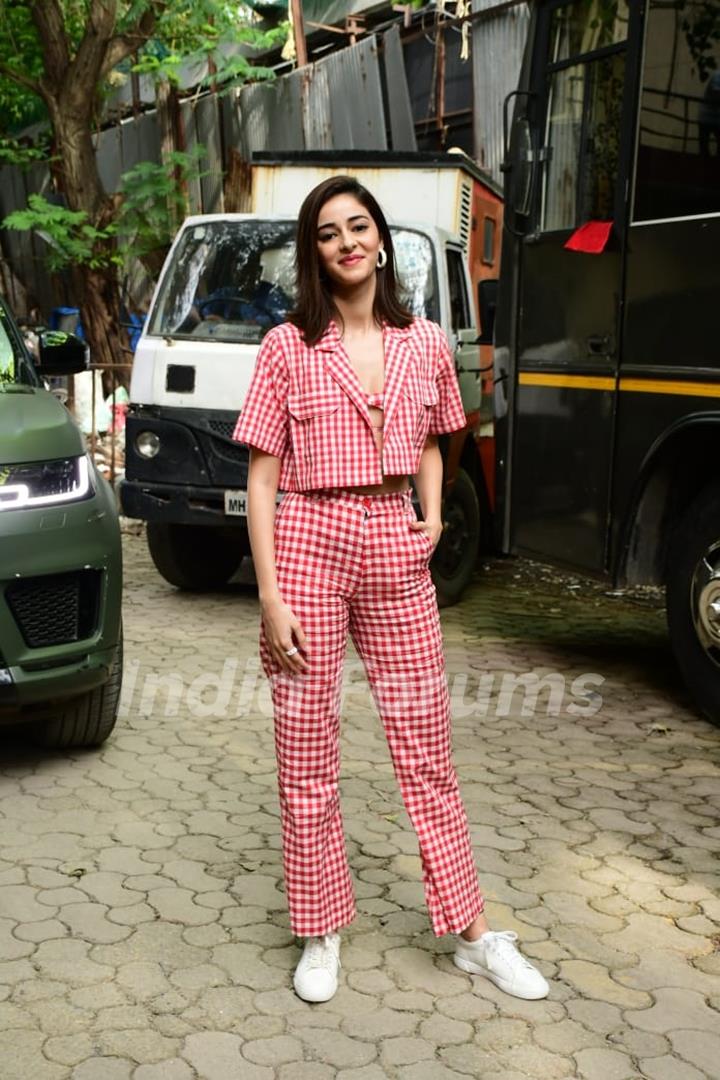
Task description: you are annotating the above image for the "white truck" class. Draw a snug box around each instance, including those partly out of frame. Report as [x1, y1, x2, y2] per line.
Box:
[121, 152, 499, 603]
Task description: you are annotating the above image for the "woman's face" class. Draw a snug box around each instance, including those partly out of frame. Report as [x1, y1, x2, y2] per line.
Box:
[316, 193, 384, 291]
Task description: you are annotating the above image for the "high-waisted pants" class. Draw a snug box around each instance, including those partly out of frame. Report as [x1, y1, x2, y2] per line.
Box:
[260, 489, 485, 938]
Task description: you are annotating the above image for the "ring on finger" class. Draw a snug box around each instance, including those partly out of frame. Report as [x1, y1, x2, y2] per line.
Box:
[284, 646, 299, 657]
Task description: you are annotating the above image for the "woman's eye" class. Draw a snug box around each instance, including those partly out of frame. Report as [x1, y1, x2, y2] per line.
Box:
[318, 232, 335, 242]
[354, 224, 368, 233]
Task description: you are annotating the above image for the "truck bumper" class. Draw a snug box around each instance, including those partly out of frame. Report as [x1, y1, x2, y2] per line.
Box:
[120, 479, 247, 527]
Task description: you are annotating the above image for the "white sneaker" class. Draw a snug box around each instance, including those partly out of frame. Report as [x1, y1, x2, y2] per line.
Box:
[293, 933, 341, 1003]
[454, 930, 549, 1000]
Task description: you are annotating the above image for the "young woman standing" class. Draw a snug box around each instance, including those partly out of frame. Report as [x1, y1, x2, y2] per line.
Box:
[234, 176, 549, 1004]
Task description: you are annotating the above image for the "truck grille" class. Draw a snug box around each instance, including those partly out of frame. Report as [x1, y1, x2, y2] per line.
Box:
[208, 419, 236, 439]
[6, 570, 101, 648]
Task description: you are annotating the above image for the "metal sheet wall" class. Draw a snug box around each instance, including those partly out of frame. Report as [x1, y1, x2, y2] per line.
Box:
[472, 0, 530, 182]
[236, 34, 390, 153]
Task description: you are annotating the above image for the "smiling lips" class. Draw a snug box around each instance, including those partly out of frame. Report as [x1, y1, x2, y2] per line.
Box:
[338, 254, 364, 265]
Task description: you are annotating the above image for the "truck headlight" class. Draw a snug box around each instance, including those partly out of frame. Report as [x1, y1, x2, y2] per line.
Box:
[136, 431, 160, 459]
[0, 455, 92, 511]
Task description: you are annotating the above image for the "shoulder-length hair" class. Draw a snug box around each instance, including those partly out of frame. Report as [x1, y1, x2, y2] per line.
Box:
[288, 175, 413, 346]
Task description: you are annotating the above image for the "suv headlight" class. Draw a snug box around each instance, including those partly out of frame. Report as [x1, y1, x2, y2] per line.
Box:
[0, 455, 93, 511]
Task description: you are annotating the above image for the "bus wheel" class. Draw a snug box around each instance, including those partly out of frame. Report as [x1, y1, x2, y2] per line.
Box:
[432, 467, 481, 608]
[666, 488, 720, 725]
[147, 523, 245, 590]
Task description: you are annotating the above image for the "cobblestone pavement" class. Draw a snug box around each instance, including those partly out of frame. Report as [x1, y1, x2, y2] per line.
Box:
[1, 530, 719, 1080]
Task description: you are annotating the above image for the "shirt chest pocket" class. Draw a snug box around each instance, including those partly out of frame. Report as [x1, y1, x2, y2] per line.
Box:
[401, 379, 439, 448]
[287, 390, 343, 467]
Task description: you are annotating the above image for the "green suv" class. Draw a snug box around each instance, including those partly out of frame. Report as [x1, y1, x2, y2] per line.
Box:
[0, 297, 123, 747]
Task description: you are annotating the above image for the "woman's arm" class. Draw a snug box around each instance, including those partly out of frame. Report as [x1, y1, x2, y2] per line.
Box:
[247, 448, 309, 673]
[412, 435, 444, 549]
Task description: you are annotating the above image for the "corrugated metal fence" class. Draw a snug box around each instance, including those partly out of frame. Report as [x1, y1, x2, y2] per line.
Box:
[472, 0, 531, 182]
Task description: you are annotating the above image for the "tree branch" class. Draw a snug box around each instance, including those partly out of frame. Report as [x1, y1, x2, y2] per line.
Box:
[29, 0, 70, 89]
[0, 60, 43, 100]
[100, 7, 159, 82]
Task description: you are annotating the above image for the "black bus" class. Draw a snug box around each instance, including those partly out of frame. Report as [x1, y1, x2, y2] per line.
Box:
[487, 0, 720, 720]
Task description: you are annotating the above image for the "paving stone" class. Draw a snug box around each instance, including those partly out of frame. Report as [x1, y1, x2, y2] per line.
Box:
[117, 962, 172, 1001]
[94, 1029, 181, 1064]
[133, 1062, 195, 1080]
[395, 1063, 472, 1080]
[44, 1033, 96, 1066]
[341, 1006, 417, 1039]
[574, 1047, 640, 1079]
[381, 1035, 435, 1065]
[297, 1027, 377, 1068]
[566, 1000, 624, 1035]
[558, 961, 652, 1008]
[73, 1058, 133, 1080]
[669, 1028, 720, 1075]
[28, 997, 93, 1036]
[384, 946, 466, 995]
[611, 913, 712, 956]
[533, 1019, 607, 1054]
[383, 989, 434, 1012]
[625, 988, 719, 1034]
[184, 1028, 274, 1080]
[238, 1034, 302, 1066]
[337, 1067, 393, 1080]
[347, 968, 396, 995]
[278, 1064, 335, 1080]
[445, 1041, 570, 1078]
[419, 1013, 474, 1045]
[638, 1056, 707, 1080]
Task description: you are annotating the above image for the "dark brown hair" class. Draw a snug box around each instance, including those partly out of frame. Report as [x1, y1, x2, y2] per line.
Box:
[289, 175, 413, 345]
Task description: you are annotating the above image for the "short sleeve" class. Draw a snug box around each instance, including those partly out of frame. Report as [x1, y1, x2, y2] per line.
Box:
[232, 331, 289, 457]
[428, 329, 467, 435]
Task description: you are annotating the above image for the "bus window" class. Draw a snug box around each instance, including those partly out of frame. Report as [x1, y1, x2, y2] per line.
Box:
[633, 0, 720, 222]
[540, 1, 628, 233]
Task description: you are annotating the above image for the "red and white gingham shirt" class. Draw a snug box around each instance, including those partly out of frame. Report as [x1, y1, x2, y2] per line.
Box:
[232, 317, 467, 491]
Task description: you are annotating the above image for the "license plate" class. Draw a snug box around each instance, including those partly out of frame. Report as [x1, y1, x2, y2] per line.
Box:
[224, 489, 248, 517]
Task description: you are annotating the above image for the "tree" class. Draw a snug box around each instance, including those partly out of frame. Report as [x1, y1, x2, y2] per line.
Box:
[0, 1, 283, 383]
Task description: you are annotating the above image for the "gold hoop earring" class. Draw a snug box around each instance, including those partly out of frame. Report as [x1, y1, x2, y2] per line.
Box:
[376, 249, 387, 270]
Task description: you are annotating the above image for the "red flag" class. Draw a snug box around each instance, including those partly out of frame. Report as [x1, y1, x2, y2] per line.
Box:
[564, 220, 613, 254]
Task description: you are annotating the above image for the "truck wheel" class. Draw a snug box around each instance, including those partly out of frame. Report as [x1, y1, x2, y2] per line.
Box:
[32, 626, 123, 749]
[147, 523, 244, 589]
[431, 467, 481, 608]
[666, 485, 720, 725]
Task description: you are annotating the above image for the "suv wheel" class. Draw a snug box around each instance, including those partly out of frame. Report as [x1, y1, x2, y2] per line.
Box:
[31, 626, 123, 749]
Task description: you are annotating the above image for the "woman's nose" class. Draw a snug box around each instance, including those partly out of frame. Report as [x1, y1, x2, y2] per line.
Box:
[339, 231, 356, 251]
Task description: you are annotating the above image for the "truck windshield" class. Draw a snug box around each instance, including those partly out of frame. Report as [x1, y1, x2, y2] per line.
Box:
[148, 220, 439, 343]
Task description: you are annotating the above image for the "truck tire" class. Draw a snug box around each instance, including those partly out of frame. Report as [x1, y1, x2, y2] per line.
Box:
[431, 466, 481, 608]
[147, 523, 244, 589]
[32, 626, 123, 749]
[666, 485, 720, 725]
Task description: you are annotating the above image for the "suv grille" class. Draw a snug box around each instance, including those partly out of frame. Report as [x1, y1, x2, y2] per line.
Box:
[6, 570, 102, 648]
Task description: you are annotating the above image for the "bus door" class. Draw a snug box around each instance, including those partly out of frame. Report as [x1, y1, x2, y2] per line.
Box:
[507, 0, 636, 572]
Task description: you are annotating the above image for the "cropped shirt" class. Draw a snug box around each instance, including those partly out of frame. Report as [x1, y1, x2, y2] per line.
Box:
[232, 317, 467, 492]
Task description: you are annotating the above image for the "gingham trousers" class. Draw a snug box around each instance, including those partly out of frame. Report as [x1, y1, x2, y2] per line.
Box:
[260, 489, 485, 938]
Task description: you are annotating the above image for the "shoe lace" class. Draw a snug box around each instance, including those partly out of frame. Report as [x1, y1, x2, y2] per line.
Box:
[483, 931, 535, 971]
[305, 935, 340, 972]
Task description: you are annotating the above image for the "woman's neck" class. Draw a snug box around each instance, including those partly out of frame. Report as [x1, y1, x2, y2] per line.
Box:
[332, 276, 377, 336]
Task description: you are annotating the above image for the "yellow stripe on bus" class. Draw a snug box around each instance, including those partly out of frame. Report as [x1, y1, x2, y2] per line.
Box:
[619, 378, 720, 398]
[518, 373, 616, 391]
[518, 372, 720, 398]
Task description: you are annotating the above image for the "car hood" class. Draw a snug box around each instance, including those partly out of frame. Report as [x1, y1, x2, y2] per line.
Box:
[0, 385, 85, 464]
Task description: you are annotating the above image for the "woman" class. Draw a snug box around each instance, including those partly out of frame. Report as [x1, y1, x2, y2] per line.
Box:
[233, 176, 549, 1004]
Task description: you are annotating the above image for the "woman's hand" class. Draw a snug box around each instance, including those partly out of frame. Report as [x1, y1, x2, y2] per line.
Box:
[409, 516, 443, 552]
[261, 596, 310, 674]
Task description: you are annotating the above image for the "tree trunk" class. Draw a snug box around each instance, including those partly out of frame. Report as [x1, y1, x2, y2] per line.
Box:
[49, 102, 127, 391]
